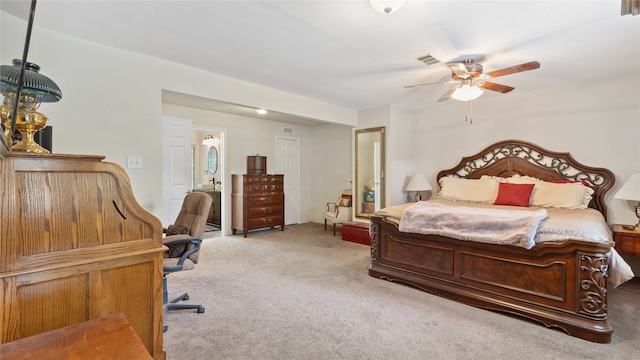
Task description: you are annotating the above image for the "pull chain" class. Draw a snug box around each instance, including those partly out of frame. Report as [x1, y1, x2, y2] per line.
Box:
[465, 100, 473, 124]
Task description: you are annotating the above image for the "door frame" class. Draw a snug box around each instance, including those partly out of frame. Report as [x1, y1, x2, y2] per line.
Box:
[193, 125, 227, 234]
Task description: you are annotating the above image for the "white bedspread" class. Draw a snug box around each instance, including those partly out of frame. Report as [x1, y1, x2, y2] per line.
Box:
[381, 199, 635, 288]
[399, 201, 547, 249]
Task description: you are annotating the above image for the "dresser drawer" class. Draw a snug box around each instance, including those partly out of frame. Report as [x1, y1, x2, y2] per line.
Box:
[245, 184, 284, 193]
[244, 175, 269, 184]
[613, 224, 640, 256]
[248, 215, 283, 229]
[249, 205, 283, 217]
[249, 195, 282, 206]
[244, 175, 283, 183]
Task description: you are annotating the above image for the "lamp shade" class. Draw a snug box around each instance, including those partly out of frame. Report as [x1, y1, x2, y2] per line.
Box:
[614, 173, 640, 201]
[406, 173, 432, 192]
[450, 83, 484, 102]
[0, 59, 62, 102]
[370, 0, 406, 14]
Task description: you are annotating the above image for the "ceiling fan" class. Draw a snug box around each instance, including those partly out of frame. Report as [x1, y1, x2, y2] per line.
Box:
[405, 59, 540, 102]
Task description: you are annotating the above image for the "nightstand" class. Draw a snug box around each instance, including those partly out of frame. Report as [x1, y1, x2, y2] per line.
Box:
[613, 224, 640, 256]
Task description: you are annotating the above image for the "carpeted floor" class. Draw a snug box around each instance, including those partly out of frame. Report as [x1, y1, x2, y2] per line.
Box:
[163, 223, 639, 360]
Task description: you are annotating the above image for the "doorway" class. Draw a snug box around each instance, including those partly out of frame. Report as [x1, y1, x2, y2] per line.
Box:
[275, 136, 300, 225]
[193, 126, 226, 235]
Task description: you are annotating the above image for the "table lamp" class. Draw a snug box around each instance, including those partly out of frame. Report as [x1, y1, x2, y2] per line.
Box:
[614, 172, 640, 230]
[406, 173, 431, 202]
[1, 59, 62, 153]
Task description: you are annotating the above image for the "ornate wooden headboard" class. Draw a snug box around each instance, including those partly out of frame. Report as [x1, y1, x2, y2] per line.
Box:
[436, 140, 615, 220]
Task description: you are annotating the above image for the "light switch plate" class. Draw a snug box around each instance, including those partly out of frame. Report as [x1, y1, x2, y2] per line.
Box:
[126, 155, 143, 169]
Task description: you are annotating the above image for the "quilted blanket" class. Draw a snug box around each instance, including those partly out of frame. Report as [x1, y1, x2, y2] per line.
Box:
[398, 201, 548, 249]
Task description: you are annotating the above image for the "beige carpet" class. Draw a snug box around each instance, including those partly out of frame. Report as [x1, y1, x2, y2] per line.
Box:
[163, 223, 640, 360]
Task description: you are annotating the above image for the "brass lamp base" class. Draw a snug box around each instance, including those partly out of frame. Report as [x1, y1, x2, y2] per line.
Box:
[0, 95, 49, 154]
[622, 202, 640, 231]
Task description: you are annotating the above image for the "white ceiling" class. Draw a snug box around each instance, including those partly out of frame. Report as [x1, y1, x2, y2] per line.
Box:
[2, 1, 638, 125]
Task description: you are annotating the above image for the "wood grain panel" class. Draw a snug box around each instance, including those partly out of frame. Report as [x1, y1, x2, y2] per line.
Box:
[16, 171, 154, 257]
[383, 234, 454, 275]
[101, 261, 155, 352]
[17, 275, 89, 339]
[459, 252, 567, 301]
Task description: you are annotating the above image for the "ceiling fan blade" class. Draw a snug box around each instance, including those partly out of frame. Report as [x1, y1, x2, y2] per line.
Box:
[447, 63, 468, 76]
[485, 61, 540, 78]
[437, 87, 456, 102]
[479, 81, 515, 93]
[404, 80, 456, 89]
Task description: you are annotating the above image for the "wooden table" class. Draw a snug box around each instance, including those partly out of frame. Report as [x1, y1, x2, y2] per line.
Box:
[0, 313, 153, 360]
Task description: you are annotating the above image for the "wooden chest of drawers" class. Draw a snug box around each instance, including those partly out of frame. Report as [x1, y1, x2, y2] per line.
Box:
[231, 174, 284, 237]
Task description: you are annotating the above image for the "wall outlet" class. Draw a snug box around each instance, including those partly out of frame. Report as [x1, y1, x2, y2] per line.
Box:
[126, 155, 143, 169]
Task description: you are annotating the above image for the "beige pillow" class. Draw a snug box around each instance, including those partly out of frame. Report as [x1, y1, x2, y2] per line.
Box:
[505, 175, 543, 184]
[438, 177, 499, 203]
[530, 181, 594, 209]
[501, 175, 593, 209]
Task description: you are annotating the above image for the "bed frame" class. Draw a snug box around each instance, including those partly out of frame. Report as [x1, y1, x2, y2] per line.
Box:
[368, 139, 616, 343]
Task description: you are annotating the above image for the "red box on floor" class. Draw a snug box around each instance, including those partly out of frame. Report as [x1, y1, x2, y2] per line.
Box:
[342, 222, 371, 245]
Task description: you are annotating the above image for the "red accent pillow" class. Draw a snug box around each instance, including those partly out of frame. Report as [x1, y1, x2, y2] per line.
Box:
[494, 183, 535, 207]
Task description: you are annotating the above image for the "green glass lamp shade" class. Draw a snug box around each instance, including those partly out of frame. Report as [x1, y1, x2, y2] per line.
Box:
[0, 59, 62, 102]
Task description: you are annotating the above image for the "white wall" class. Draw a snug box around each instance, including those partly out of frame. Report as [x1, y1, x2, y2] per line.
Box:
[410, 76, 640, 226]
[356, 105, 413, 209]
[1, 12, 356, 221]
[310, 123, 353, 224]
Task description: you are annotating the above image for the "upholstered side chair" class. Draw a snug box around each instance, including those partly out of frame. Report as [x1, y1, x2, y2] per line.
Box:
[323, 189, 352, 236]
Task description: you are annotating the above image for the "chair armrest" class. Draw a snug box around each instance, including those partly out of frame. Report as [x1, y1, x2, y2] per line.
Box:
[163, 236, 202, 272]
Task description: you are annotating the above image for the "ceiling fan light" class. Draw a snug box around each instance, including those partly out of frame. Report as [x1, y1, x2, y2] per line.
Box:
[450, 85, 484, 101]
[370, 0, 406, 14]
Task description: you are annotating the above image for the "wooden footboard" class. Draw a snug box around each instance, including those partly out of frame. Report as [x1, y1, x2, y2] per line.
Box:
[368, 215, 614, 343]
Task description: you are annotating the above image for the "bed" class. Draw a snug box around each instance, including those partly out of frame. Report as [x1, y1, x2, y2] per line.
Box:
[368, 139, 633, 343]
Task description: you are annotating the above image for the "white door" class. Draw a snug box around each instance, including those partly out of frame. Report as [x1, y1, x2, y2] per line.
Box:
[275, 137, 300, 225]
[161, 116, 192, 225]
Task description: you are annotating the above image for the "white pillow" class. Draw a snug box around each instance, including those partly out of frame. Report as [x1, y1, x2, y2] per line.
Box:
[438, 177, 499, 203]
[505, 174, 543, 184]
[530, 181, 594, 209]
[480, 175, 507, 182]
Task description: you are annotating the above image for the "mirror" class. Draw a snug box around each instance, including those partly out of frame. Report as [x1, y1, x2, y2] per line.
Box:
[355, 127, 385, 218]
[208, 146, 218, 174]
